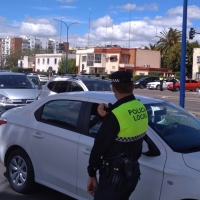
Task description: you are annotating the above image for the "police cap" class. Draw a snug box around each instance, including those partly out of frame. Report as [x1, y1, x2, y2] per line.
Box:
[110, 71, 133, 83]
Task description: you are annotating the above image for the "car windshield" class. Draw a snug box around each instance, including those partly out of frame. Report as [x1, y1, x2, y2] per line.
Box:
[28, 77, 40, 85]
[145, 101, 200, 153]
[82, 80, 112, 91]
[0, 75, 35, 89]
[137, 77, 147, 81]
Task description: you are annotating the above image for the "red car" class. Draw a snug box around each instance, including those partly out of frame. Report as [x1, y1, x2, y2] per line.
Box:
[167, 79, 200, 91]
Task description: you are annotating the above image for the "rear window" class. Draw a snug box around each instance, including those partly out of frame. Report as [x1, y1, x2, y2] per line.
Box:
[82, 80, 111, 91]
[0, 75, 35, 89]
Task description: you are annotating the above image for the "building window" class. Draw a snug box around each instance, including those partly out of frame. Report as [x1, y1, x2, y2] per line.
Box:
[43, 59, 45, 64]
[110, 56, 118, 62]
[123, 55, 129, 64]
[47, 58, 49, 64]
[54, 58, 57, 64]
[82, 56, 87, 62]
[94, 54, 101, 63]
[87, 54, 94, 66]
[38, 59, 40, 64]
[197, 56, 200, 63]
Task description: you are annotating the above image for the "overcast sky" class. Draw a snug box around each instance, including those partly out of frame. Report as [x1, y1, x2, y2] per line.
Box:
[0, 0, 200, 48]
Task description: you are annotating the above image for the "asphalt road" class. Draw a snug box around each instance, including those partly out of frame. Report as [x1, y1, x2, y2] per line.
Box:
[0, 88, 199, 199]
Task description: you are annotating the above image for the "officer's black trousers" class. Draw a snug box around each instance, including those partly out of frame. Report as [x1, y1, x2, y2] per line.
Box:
[94, 165, 140, 200]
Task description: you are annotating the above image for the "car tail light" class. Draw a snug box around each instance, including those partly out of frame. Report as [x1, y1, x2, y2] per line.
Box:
[0, 118, 7, 125]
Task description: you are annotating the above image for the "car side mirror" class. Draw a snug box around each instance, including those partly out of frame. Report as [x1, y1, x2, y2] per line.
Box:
[142, 135, 160, 157]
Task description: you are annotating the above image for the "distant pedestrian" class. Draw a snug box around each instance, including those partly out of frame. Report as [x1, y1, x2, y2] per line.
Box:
[159, 74, 164, 91]
[172, 74, 177, 92]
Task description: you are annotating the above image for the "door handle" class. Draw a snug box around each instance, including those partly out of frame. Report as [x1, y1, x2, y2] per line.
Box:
[81, 148, 91, 155]
[33, 132, 44, 138]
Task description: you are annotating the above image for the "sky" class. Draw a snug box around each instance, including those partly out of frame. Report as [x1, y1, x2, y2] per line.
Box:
[0, 0, 200, 48]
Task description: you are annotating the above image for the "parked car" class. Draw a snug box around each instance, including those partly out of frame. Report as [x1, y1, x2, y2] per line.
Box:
[37, 74, 49, 85]
[38, 75, 111, 99]
[134, 77, 158, 89]
[167, 79, 200, 91]
[27, 75, 42, 90]
[147, 79, 179, 90]
[0, 72, 40, 115]
[27, 73, 38, 76]
[0, 92, 200, 200]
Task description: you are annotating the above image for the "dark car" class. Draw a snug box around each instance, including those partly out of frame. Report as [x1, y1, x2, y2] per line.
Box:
[134, 77, 158, 89]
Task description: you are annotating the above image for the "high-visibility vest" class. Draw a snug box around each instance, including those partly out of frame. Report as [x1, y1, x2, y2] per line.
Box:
[159, 77, 164, 81]
[112, 100, 148, 141]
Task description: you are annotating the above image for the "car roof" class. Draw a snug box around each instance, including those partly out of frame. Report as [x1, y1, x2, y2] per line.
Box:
[48, 75, 111, 82]
[0, 72, 25, 76]
[55, 91, 164, 105]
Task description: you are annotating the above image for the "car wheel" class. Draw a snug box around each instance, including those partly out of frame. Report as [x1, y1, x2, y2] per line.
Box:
[195, 87, 200, 92]
[175, 87, 180, 91]
[156, 85, 160, 90]
[6, 149, 34, 193]
[139, 84, 144, 89]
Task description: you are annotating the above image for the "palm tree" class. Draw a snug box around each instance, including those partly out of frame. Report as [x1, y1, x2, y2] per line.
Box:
[156, 27, 182, 55]
[145, 43, 158, 50]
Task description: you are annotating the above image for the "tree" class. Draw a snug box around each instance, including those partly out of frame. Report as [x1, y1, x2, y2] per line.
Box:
[156, 27, 182, 55]
[4, 50, 22, 69]
[58, 57, 76, 74]
[145, 43, 158, 50]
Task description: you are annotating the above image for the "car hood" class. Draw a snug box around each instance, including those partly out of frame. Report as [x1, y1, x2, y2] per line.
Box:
[0, 89, 39, 99]
[183, 152, 200, 172]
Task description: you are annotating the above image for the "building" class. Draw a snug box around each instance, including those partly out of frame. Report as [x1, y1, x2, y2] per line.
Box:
[34, 53, 76, 73]
[192, 48, 200, 80]
[76, 47, 171, 75]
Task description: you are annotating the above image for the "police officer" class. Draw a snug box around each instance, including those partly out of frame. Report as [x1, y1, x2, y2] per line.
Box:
[87, 71, 148, 200]
[159, 74, 164, 91]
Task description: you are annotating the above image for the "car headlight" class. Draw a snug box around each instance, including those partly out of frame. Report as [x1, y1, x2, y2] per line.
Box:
[135, 82, 139, 84]
[0, 94, 13, 104]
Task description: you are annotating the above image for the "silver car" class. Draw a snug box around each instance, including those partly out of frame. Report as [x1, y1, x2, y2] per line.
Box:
[0, 72, 40, 114]
[39, 75, 112, 99]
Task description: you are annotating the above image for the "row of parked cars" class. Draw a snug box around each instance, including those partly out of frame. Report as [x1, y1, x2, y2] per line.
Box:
[134, 76, 200, 93]
[0, 72, 200, 199]
[0, 72, 112, 115]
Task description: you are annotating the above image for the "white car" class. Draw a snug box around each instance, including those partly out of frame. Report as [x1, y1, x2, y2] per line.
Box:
[0, 92, 200, 200]
[38, 75, 111, 99]
[147, 79, 179, 90]
[37, 74, 49, 85]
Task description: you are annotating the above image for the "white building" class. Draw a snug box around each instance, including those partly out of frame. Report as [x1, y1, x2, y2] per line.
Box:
[193, 48, 200, 79]
[35, 53, 76, 73]
[76, 48, 121, 74]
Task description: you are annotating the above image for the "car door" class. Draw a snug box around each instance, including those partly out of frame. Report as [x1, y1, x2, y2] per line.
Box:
[185, 80, 191, 90]
[76, 100, 167, 200]
[26, 96, 87, 194]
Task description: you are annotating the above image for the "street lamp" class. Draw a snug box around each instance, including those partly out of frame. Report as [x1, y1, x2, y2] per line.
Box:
[53, 18, 80, 74]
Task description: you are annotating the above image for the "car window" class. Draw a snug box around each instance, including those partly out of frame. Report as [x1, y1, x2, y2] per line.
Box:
[145, 102, 200, 153]
[53, 81, 70, 93]
[0, 75, 34, 89]
[69, 81, 84, 92]
[40, 100, 82, 131]
[88, 103, 102, 137]
[82, 80, 111, 91]
[47, 81, 56, 91]
[185, 80, 190, 83]
[29, 77, 40, 85]
[191, 80, 197, 83]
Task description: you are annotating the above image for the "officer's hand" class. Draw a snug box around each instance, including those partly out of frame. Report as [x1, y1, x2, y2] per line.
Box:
[87, 176, 98, 196]
[97, 103, 108, 117]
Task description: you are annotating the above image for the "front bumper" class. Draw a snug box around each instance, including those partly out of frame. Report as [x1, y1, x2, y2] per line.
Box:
[0, 100, 34, 114]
